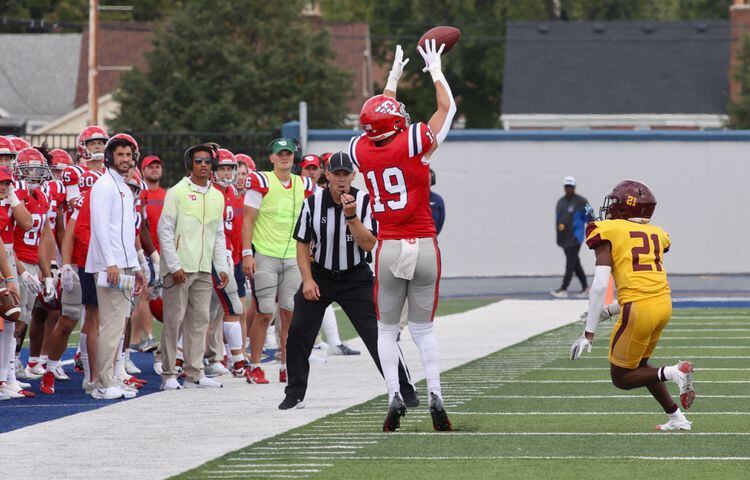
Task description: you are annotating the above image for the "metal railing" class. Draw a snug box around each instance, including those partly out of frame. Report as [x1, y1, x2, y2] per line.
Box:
[27, 131, 275, 186]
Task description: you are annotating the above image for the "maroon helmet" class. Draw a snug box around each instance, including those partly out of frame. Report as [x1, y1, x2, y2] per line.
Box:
[600, 180, 657, 221]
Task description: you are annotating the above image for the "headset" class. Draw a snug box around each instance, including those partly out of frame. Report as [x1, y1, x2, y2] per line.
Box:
[183, 143, 219, 172]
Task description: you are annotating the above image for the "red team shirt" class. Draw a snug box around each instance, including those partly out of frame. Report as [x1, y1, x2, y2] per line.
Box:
[14, 186, 50, 264]
[1, 180, 30, 244]
[41, 179, 66, 231]
[62, 165, 103, 218]
[213, 183, 244, 265]
[71, 195, 91, 269]
[349, 122, 436, 240]
[142, 187, 165, 252]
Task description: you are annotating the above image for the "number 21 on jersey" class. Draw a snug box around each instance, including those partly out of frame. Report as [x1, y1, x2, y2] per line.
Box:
[366, 167, 407, 212]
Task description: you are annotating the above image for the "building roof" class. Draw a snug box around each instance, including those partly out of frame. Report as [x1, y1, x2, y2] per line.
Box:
[502, 20, 730, 115]
[0, 34, 82, 125]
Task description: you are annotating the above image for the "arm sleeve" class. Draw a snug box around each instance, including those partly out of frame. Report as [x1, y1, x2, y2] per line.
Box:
[89, 181, 116, 267]
[293, 199, 312, 243]
[585, 265, 612, 334]
[157, 190, 181, 273]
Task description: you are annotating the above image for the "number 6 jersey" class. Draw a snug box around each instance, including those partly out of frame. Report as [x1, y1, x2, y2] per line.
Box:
[349, 122, 436, 240]
[585, 219, 671, 304]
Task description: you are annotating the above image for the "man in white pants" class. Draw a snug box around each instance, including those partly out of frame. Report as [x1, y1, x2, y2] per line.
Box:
[86, 134, 146, 400]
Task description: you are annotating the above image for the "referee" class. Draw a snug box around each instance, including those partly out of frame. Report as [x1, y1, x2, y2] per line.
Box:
[279, 152, 417, 409]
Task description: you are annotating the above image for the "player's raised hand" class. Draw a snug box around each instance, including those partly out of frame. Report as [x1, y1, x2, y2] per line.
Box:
[389, 45, 409, 81]
[569, 334, 592, 360]
[417, 38, 445, 74]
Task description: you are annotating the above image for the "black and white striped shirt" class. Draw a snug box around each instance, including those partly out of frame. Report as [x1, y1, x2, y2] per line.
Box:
[294, 186, 377, 271]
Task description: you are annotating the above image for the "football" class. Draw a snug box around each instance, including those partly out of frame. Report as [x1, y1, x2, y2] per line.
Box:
[417, 26, 461, 54]
[0, 287, 21, 322]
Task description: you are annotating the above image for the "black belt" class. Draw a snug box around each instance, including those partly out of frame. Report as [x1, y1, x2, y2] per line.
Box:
[312, 261, 367, 279]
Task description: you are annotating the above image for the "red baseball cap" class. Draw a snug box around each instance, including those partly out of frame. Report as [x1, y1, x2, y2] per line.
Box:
[300, 155, 321, 169]
[141, 155, 162, 169]
[0, 166, 13, 182]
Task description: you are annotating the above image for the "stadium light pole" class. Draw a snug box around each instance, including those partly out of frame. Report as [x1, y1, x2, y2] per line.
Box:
[88, 0, 99, 125]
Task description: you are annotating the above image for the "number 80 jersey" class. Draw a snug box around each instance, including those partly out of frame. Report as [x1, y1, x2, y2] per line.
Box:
[585, 219, 671, 305]
[349, 122, 436, 240]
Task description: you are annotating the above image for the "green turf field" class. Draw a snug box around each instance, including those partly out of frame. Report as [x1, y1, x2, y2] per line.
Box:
[176, 307, 750, 480]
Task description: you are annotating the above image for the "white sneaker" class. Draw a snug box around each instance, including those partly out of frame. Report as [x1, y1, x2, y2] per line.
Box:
[16, 379, 31, 389]
[666, 361, 696, 409]
[53, 364, 71, 381]
[183, 376, 223, 389]
[125, 358, 142, 375]
[15, 361, 25, 379]
[656, 413, 692, 431]
[91, 386, 125, 400]
[550, 289, 569, 299]
[308, 353, 327, 364]
[313, 341, 329, 352]
[24, 363, 44, 380]
[0, 382, 24, 398]
[0, 390, 10, 401]
[205, 362, 229, 378]
[160, 378, 182, 390]
[153, 360, 163, 375]
[328, 343, 361, 356]
[116, 382, 138, 398]
[81, 379, 96, 394]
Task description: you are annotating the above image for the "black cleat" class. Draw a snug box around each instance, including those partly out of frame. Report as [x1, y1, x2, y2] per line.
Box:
[429, 393, 452, 432]
[278, 395, 305, 410]
[383, 393, 407, 432]
[401, 385, 420, 408]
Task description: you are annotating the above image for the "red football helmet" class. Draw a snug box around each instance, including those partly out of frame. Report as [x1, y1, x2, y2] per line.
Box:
[9, 137, 31, 151]
[77, 125, 109, 161]
[16, 148, 51, 188]
[126, 167, 144, 193]
[104, 133, 140, 167]
[149, 297, 163, 322]
[600, 180, 657, 221]
[0, 136, 18, 168]
[49, 149, 73, 172]
[215, 148, 237, 186]
[360, 94, 410, 142]
[235, 153, 256, 171]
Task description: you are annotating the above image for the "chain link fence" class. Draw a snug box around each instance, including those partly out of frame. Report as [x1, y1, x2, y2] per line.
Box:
[27, 131, 275, 186]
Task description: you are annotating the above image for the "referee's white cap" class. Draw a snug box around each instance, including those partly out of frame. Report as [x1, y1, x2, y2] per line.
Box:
[563, 176, 576, 187]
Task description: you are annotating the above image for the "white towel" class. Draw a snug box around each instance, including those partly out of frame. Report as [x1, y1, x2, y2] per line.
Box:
[389, 239, 419, 280]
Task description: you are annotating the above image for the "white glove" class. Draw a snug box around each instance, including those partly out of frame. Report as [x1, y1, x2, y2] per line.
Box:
[21, 271, 43, 296]
[61, 264, 79, 292]
[43, 277, 56, 303]
[385, 44, 409, 92]
[417, 38, 445, 75]
[50, 261, 60, 285]
[579, 302, 620, 324]
[570, 335, 592, 360]
[150, 251, 160, 279]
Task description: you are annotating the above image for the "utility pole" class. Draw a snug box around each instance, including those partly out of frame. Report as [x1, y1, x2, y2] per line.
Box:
[88, 0, 99, 125]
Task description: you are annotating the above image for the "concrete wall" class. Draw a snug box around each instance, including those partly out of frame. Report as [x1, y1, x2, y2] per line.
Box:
[308, 130, 750, 278]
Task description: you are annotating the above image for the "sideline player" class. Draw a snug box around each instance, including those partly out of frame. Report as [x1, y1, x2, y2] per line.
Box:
[570, 180, 695, 431]
[349, 40, 457, 431]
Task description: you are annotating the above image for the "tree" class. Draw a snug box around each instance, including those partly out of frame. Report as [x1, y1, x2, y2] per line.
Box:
[111, 0, 351, 132]
[727, 33, 750, 129]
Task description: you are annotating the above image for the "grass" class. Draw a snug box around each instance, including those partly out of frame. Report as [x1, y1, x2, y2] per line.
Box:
[175, 307, 750, 480]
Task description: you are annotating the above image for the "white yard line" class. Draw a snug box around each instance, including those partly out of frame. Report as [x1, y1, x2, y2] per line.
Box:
[2, 299, 587, 479]
[287, 431, 750, 437]
[269, 455, 750, 461]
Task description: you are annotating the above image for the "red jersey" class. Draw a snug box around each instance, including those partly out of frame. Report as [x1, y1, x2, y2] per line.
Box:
[143, 187, 165, 252]
[349, 122, 436, 240]
[41, 179, 66, 231]
[1, 180, 30, 245]
[0, 205, 9, 232]
[14, 187, 49, 264]
[71, 195, 91, 268]
[63, 165, 103, 218]
[213, 183, 244, 264]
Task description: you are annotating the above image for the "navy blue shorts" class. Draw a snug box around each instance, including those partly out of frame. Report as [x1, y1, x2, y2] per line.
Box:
[234, 262, 246, 298]
[80, 271, 98, 307]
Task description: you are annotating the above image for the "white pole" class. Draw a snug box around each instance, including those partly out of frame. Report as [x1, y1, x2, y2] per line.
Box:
[88, 0, 98, 125]
[299, 101, 308, 154]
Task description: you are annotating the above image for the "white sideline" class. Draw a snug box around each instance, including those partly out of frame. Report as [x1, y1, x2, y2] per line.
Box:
[2, 299, 586, 480]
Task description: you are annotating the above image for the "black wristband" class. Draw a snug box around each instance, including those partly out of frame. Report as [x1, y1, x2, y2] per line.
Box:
[345, 214, 357, 221]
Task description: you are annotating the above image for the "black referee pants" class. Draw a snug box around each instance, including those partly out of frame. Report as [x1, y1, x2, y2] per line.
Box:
[285, 262, 414, 401]
[561, 244, 588, 291]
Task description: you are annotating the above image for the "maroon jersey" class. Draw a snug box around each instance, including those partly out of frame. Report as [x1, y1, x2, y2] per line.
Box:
[349, 122, 436, 240]
[14, 186, 49, 264]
